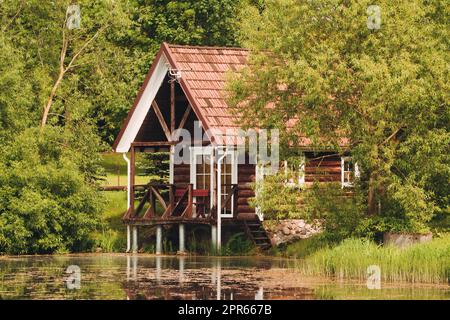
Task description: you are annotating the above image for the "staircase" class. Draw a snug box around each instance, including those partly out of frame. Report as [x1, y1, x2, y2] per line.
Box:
[243, 219, 272, 250]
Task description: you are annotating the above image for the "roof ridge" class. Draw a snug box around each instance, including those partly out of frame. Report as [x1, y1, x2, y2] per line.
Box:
[166, 43, 248, 51]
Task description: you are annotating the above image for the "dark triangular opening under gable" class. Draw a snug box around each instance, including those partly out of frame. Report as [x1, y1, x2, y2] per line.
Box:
[134, 74, 205, 144]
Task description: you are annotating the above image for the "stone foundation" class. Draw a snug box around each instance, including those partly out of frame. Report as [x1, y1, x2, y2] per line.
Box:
[263, 219, 322, 246]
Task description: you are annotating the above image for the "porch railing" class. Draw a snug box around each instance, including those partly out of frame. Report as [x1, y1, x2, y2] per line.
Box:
[123, 183, 219, 221]
[210, 184, 239, 220]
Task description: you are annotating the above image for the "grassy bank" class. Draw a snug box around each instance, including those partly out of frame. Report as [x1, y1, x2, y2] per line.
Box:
[100, 152, 153, 186]
[300, 236, 450, 284]
[92, 191, 128, 252]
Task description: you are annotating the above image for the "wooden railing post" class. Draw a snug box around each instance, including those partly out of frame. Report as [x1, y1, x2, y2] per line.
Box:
[187, 184, 193, 218]
[233, 184, 239, 218]
[169, 184, 175, 215]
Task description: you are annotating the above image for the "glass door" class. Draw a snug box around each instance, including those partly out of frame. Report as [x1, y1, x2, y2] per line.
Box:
[217, 149, 237, 218]
[190, 147, 214, 214]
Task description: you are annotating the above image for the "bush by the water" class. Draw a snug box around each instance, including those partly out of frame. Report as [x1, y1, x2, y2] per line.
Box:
[301, 236, 450, 283]
[0, 127, 105, 254]
[223, 232, 255, 256]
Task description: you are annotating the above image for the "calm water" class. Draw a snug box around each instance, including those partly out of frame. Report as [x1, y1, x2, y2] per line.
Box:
[0, 254, 448, 300]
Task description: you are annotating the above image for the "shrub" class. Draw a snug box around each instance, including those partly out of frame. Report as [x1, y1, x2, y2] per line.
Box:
[223, 232, 254, 256]
[0, 127, 104, 254]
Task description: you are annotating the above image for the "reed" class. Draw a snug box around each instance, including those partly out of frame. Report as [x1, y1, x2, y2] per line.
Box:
[300, 236, 450, 283]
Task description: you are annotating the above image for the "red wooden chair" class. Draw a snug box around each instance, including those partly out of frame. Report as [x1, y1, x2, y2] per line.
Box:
[174, 188, 210, 217]
[192, 189, 210, 218]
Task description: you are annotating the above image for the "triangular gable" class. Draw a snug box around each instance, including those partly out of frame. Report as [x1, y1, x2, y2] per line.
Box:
[113, 43, 249, 152]
[113, 47, 170, 152]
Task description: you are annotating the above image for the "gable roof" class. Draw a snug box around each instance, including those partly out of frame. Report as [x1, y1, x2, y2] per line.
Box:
[113, 42, 248, 152]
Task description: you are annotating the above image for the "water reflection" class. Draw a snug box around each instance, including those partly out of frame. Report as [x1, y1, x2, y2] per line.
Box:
[122, 255, 314, 300]
[0, 255, 448, 300]
[124, 255, 270, 300]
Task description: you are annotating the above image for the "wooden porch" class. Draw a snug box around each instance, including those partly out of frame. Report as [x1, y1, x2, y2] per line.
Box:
[123, 182, 239, 226]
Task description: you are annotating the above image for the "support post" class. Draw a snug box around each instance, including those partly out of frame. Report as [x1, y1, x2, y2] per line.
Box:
[178, 223, 186, 254]
[156, 225, 162, 255]
[217, 150, 227, 252]
[130, 146, 135, 214]
[126, 225, 131, 253]
[211, 224, 217, 251]
[170, 81, 175, 133]
[131, 226, 138, 253]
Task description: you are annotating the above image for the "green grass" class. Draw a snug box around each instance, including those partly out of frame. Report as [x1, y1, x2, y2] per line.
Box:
[101, 174, 151, 187]
[102, 191, 128, 231]
[99, 152, 156, 186]
[271, 235, 331, 259]
[300, 236, 450, 283]
[91, 191, 128, 252]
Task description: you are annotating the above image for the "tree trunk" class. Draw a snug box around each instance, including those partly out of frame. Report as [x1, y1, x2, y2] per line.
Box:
[41, 70, 64, 128]
[367, 172, 377, 215]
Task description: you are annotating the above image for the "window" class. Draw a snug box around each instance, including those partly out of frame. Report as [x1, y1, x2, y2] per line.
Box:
[341, 156, 359, 187]
[195, 154, 211, 190]
[217, 150, 237, 217]
[283, 156, 305, 188]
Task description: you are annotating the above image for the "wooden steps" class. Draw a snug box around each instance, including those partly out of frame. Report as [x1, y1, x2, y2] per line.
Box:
[242, 219, 272, 250]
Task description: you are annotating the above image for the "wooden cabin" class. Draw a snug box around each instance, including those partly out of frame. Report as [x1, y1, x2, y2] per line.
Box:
[113, 43, 358, 254]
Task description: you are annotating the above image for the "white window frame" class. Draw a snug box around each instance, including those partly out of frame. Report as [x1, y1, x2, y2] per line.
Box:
[216, 148, 238, 218]
[283, 153, 306, 188]
[190, 146, 214, 209]
[255, 163, 265, 221]
[341, 156, 359, 188]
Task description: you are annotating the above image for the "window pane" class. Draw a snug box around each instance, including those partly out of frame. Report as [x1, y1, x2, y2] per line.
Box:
[204, 174, 211, 189]
[226, 173, 232, 185]
[204, 156, 211, 174]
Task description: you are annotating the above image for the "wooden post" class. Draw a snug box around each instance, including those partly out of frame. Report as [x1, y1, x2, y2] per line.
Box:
[170, 81, 175, 135]
[178, 224, 185, 254]
[132, 226, 138, 253]
[211, 225, 217, 250]
[156, 225, 162, 255]
[130, 145, 135, 215]
[233, 185, 238, 219]
[187, 184, 193, 218]
[169, 184, 175, 214]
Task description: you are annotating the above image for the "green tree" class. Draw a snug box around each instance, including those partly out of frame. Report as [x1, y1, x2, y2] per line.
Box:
[229, 0, 449, 232]
[94, 0, 249, 143]
[0, 127, 104, 254]
[1, 0, 134, 138]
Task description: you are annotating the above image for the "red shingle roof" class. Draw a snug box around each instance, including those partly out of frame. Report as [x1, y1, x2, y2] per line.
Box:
[166, 44, 249, 145]
[113, 43, 348, 151]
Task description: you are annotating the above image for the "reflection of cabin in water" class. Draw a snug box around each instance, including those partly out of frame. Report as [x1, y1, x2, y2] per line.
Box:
[113, 43, 357, 254]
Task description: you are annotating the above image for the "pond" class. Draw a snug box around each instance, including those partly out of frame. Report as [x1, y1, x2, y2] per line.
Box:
[0, 254, 448, 300]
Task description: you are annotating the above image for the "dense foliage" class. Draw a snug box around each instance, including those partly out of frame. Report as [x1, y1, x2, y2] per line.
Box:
[230, 0, 449, 233]
[0, 127, 104, 254]
[0, 0, 246, 253]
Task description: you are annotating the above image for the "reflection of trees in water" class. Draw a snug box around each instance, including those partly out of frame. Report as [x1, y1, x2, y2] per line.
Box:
[122, 256, 314, 300]
[0, 256, 126, 299]
[2, 255, 445, 300]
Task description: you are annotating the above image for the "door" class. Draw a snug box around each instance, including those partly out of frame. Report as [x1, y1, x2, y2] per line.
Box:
[217, 149, 237, 218]
[190, 147, 214, 213]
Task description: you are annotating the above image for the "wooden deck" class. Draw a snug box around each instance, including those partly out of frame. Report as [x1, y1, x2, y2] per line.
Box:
[123, 183, 246, 226]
